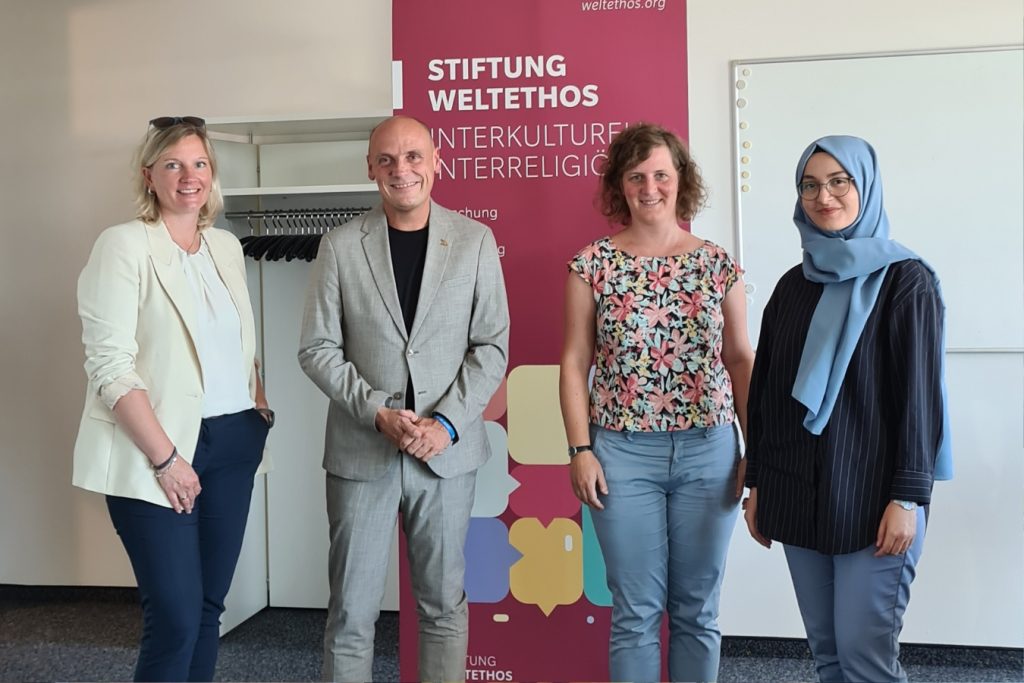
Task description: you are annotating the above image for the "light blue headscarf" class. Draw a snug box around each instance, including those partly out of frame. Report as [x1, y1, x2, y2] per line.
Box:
[791, 135, 952, 480]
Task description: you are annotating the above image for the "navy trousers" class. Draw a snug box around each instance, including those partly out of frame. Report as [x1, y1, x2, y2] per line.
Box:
[107, 408, 268, 682]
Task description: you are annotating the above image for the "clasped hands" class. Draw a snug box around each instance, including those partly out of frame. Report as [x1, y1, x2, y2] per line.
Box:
[376, 408, 451, 462]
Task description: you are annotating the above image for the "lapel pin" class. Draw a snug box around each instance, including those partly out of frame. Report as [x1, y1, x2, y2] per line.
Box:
[440, 239, 449, 247]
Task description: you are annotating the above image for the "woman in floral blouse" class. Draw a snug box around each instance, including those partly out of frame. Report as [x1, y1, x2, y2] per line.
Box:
[560, 122, 754, 682]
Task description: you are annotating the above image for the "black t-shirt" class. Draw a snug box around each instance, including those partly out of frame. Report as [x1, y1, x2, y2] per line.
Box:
[388, 225, 429, 409]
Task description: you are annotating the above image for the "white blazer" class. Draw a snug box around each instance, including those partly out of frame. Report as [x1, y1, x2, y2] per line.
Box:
[73, 219, 267, 507]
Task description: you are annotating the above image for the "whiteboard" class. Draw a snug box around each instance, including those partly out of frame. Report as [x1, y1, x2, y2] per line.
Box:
[727, 48, 1024, 648]
[719, 352, 1024, 648]
[733, 48, 1024, 351]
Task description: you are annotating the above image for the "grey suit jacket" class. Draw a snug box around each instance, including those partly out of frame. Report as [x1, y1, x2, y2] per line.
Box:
[298, 201, 510, 480]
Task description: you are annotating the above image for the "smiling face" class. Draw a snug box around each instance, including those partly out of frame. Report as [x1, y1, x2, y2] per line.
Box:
[800, 152, 860, 232]
[367, 116, 440, 229]
[621, 145, 679, 227]
[141, 134, 212, 221]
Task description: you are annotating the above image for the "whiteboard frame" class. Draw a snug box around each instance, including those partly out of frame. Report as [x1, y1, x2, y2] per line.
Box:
[729, 45, 1024, 353]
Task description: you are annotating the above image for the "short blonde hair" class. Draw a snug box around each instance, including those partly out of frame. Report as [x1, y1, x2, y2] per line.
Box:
[132, 121, 223, 229]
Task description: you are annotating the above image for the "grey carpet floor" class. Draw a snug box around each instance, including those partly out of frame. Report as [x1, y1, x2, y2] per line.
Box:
[1, 586, 1021, 682]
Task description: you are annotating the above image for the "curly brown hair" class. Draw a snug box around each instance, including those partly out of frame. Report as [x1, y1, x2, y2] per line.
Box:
[598, 122, 707, 225]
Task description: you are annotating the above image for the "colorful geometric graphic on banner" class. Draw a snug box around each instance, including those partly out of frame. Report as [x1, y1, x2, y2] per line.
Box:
[393, 1, 688, 679]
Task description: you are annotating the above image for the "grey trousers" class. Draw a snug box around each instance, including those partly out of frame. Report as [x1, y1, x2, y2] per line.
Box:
[784, 506, 927, 683]
[323, 455, 476, 683]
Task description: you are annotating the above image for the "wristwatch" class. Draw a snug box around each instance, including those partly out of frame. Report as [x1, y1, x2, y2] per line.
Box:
[891, 499, 917, 511]
[568, 444, 593, 458]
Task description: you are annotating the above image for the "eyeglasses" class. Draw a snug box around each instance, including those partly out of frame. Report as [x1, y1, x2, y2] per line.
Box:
[798, 176, 854, 200]
[149, 116, 206, 131]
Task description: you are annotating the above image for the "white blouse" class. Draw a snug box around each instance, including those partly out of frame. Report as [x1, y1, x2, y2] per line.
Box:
[178, 236, 254, 418]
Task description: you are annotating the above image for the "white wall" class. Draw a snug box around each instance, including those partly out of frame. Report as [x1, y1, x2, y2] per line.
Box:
[687, 1, 1024, 249]
[1, 0, 1020, 641]
[0, 0, 392, 586]
[685, 1, 1024, 646]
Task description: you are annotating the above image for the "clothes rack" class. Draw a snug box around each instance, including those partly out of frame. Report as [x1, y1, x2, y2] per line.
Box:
[225, 207, 370, 262]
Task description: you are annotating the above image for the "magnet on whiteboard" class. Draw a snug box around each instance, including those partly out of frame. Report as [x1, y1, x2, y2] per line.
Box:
[741, 184, 750, 192]
[736, 80, 747, 90]
[736, 98, 747, 108]
[745, 282, 756, 294]
[739, 121, 749, 130]
[742, 68, 751, 76]
[742, 141, 752, 149]
[741, 156, 750, 164]
[741, 171, 750, 179]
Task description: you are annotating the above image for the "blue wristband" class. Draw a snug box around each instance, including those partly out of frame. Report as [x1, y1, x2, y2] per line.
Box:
[432, 412, 457, 441]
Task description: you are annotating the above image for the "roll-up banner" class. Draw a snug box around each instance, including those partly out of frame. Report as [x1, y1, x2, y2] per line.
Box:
[393, 1, 687, 680]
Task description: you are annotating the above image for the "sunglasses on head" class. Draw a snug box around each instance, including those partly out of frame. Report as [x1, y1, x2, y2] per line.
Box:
[149, 116, 206, 130]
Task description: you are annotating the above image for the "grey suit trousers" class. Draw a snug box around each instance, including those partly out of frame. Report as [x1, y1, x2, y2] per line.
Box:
[323, 454, 476, 683]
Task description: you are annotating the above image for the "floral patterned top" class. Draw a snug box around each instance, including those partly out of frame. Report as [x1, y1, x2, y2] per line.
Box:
[569, 236, 742, 432]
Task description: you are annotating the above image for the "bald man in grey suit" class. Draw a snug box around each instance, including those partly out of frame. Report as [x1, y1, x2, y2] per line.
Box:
[298, 116, 509, 682]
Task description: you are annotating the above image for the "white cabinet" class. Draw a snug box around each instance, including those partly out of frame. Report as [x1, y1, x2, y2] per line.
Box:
[209, 114, 400, 617]
[209, 115, 385, 197]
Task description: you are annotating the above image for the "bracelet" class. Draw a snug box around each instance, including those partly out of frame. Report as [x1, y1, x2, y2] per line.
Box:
[432, 413, 457, 441]
[154, 447, 178, 478]
[153, 446, 177, 471]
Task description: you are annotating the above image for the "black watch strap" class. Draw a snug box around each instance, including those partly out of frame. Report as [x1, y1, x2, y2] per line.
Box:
[568, 444, 593, 458]
[256, 407, 275, 428]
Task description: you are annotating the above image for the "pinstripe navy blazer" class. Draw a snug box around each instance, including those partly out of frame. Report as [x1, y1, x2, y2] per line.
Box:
[745, 260, 944, 554]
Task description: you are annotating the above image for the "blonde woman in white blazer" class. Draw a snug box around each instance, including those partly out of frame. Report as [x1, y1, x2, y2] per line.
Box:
[73, 117, 272, 683]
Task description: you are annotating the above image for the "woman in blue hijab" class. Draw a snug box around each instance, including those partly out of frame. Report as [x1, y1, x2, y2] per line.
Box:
[742, 135, 951, 683]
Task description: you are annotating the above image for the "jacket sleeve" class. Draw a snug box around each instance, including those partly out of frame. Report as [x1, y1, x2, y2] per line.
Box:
[297, 234, 393, 428]
[77, 228, 148, 409]
[887, 263, 944, 503]
[432, 228, 510, 431]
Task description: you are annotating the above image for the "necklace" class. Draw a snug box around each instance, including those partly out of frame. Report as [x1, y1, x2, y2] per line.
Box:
[177, 230, 201, 254]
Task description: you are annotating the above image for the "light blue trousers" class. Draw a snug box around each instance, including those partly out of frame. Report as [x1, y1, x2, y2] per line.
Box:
[784, 506, 926, 683]
[590, 424, 740, 683]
